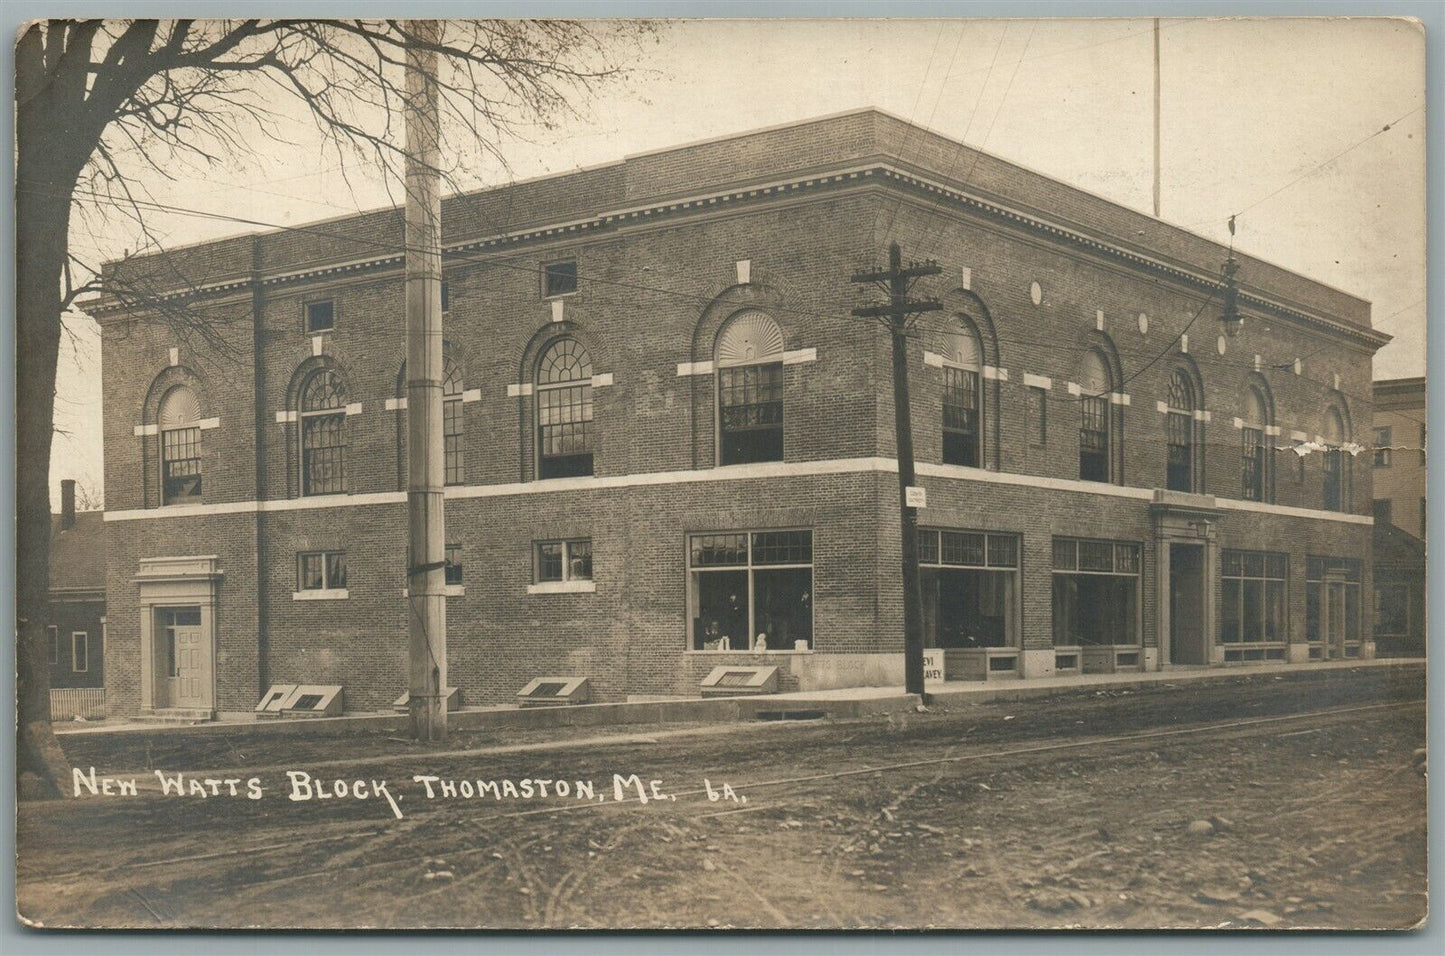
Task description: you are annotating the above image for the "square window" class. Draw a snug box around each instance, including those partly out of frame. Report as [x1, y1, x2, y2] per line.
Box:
[536, 539, 592, 583]
[543, 260, 578, 298]
[298, 551, 345, 590]
[305, 300, 335, 333]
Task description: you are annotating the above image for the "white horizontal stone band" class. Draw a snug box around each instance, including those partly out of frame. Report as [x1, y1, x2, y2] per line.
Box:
[783, 348, 817, 365]
[103, 456, 1374, 526]
[1193, 410, 1210, 423]
[1265, 425, 1282, 437]
[507, 383, 534, 397]
[345, 403, 363, 416]
[982, 365, 1008, 381]
[1232, 417, 1245, 430]
[591, 373, 614, 388]
[677, 360, 713, 376]
[462, 388, 482, 404]
[133, 423, 158, 437]
[275, 410, 298, 424]
[1290, 430, 1308, 442]
[1022, 373, 1052, 390]
[198, 417, 220, 430]
[1110, 393, 1130, 406]
[527, 580, 597, 595]
[292, 588, 348, 601]
[1156, 401, 1169, 415]
[385, 397, 406, 411]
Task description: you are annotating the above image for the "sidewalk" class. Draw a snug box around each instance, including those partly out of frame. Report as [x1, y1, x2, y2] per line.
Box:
[53, 657, 1423, 742]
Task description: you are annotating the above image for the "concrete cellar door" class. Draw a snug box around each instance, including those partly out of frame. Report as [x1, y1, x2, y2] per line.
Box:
[1169, 543, 1206, 665]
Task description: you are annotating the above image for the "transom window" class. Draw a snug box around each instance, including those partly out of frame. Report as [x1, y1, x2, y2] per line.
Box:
[158, 384, 203, 503]
[536, 539, 592, 583]
[1220, 550, 1287, 644]
[1078, 350, 1112, 483]
[1242, 386, 1270, 502]
[919, 530, 1019, 649]
[1165, 369, 1196, 492]
[300, 370, 347, 495]
[689, 530, 812, 651]
[298, 550, 347, 591]
[537, 338, 595, 479]
[1052, 536, 1141, 647]
[716, 310, 785, 466]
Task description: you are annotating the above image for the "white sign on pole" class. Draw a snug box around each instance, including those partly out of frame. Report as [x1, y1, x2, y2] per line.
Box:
[905, 485, 927, 508]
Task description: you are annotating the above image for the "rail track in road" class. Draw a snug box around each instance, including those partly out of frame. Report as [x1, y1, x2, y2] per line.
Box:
[21, 694, 1424, 900]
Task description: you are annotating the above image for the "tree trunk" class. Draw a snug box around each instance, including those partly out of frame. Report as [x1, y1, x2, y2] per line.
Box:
[15, 98, 85, 798]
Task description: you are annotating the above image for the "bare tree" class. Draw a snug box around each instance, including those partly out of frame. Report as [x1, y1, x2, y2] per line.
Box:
[15, 18, 652, 795]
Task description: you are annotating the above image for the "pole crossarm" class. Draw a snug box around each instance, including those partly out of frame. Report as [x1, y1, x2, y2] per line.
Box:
[851, 300, 943, 321]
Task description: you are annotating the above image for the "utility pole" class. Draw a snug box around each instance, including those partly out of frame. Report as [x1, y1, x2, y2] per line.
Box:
[1152, 17, 1162, 219]
[404, 19, 447, 742]
[852, 242, 942, 700]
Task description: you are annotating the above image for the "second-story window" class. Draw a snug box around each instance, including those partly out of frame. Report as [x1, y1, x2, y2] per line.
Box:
[1322, 405, 1351, 512]
[1373, 426, 1392, 467]
[1242, 385, 1271, 502]
[443, 361, 464, 485]
[1078, 350, 1112, 483]
[939, 325, 982, 467]
[716, 310, 785, 465]
[537, 337, 594, 478]
[1165, 369, 1197, 492]
[158, 385, 203, 503]
[301, 369, 347, 495]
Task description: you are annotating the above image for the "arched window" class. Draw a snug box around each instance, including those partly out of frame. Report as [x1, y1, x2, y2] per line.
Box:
[1079, 350, 1112, 483]
[939, 323, 982, 467]
[300, 369, 347, 495]
[716, 310, 785, 465]
[1322, 406, 1350, 512]
[158, 385, 203, 503]
[536, 337, 594, 478]
[442, 361, 464, 485]
[1242, 385, 1271, 502]
[1165, 369, 1197, 492]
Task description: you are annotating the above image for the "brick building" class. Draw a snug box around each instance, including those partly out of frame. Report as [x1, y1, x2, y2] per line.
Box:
[47, 479, 107, 718]
[94, 110, 1388, 719]
[1370, 377, 1426, 657]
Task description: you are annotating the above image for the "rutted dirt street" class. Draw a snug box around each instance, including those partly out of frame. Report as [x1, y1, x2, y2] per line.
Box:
[17, 665, 1427, 930]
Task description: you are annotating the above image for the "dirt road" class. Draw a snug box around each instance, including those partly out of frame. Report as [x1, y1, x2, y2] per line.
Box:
[18, 665, 1427, 930]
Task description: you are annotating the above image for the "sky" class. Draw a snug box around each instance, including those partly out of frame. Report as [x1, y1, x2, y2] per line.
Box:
[49, 17, 1427, 509]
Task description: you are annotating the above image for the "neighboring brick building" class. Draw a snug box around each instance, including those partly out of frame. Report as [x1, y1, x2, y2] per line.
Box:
[1370, 377, 1426, 657]
[48, 479, 107, 719]
[93, 109, 1389, 718]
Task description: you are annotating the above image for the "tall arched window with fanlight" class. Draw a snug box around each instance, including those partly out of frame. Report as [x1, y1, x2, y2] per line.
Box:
[1242, 385, 1271, 502]
[716, 310, 785, 465]
[1165, 368, 1197, 492]
[939, 323, 983, 467]
[442, 360, 464, 485]
[536, 337, 594, 478]
[1078, 350, 1112, 483]
[159, 385, 203, 503]
[300, 369, 347, 495]
[1322, 406, 1350, 512]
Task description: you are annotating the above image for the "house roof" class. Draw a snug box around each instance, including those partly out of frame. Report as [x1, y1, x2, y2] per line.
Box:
[1373, 519, 1425, 572]
[49, 511, 106, 594]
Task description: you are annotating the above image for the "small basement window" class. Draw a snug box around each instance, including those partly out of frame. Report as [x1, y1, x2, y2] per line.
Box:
[305, 300, 335, 333]
[543, 260, 578, 298]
